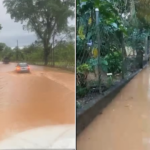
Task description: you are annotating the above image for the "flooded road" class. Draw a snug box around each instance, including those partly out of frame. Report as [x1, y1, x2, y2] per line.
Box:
[0, 62, 75, 141]
[77, 66, 150, 150]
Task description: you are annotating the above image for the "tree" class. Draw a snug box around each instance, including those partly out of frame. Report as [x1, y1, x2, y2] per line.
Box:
[0, 44, 12, 59]
[3, 0, 74, 65]
[54, 41, 75, 65]
[50, 26, 75, 66]
[0, 43, 6, 51]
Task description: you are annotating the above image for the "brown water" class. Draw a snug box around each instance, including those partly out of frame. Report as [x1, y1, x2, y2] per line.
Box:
[0, 62, 75, 140]
[77, 66, 150, 150]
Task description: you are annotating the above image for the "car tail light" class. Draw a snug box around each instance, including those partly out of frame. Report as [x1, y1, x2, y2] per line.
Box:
[28, 66, 30, 70]
[16, 67, 20, 70]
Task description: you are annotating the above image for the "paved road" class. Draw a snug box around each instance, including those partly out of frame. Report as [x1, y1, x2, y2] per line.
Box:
[77, 65, 150, 150]
[0, 62, 75, 148]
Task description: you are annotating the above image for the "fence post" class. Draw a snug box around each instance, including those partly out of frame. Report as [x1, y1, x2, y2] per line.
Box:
[147, 36, 150, 62]
[95, 8, 102, 94]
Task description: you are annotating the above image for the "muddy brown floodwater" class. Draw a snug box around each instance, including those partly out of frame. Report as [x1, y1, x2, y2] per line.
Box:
[0, 62, 75, 140]
[77, 65, 150, 150]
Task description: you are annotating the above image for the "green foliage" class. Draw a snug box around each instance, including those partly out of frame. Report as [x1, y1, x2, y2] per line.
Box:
[76, 0, 150, 101]
[76, 0, 127, 66]
[105, 51, 122, 74]
[76, 0, 128, 99]
[77, 63, 90, 74]
[76, 85, 89, 98]
[88, 57, 108, 73]
[0, 41, 74, 70]
[0, 43, 7, 51]
[127, 29, 147, 51]
[77, 63, 90, 92]
[53, 41, 75, 65]
[107, 75, 113, 88]
[76, 64, 90, 98]
[0, 43, 13, 59]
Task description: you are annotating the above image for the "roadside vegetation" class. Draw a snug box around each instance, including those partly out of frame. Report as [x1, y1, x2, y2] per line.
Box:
[0, 40, 75, 71]
[77, 0, 150, 108]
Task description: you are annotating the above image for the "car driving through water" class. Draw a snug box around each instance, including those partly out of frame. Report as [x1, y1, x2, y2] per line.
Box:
[16, 62, 30, 73]
[3, 57, 10, 64]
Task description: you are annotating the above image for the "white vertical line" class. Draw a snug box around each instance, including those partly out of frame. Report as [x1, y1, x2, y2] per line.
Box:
[74, 0, 77, 149]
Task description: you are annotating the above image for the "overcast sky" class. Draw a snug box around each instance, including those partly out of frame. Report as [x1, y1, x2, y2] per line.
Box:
[0, 0, 75, 49]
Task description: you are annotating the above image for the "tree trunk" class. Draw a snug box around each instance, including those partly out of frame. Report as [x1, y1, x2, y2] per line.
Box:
[44, 47, 49, 66]
[52, 32, 56, 67]
[119, 32, 127, 57]
[119, 32, 127, 79]
[136, 51, 143, 69]
[52, 48, 55, 67]
[44, 54, 48, 66]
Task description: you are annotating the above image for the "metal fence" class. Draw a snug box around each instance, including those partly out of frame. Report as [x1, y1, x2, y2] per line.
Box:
[76, 5, 150, 105]
[76, 45, 148, 100]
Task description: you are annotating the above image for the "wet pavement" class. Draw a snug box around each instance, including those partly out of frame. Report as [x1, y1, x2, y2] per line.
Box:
[0, 62, 75, 148]
[77, 65, 150, 150]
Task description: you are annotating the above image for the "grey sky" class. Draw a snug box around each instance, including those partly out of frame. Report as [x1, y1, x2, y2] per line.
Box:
[0, 0, 75, 48]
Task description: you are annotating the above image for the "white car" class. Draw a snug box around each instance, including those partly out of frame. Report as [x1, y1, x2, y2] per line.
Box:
[16, 62, 30, 73]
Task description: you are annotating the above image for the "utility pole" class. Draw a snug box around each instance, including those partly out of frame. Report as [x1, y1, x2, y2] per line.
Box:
[95, 8, 102, 94]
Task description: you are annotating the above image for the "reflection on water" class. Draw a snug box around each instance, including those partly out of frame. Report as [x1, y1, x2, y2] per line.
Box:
[0, 62, 75, 140]
[77, 65, 150, 150]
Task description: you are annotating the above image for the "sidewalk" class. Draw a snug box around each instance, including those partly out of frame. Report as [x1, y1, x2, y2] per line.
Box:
[0, 124, 75, 149]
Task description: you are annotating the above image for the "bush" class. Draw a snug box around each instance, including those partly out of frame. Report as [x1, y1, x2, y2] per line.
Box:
[77, 63, 91, 87]
[105, 51, 122, 74]
[76, 85, 89, 98]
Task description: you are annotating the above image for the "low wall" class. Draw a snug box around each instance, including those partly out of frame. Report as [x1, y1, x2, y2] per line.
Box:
[77, 65, 147, 136]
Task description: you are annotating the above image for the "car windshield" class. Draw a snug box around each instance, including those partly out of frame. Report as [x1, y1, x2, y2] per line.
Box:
[18, 63, 28, 67]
